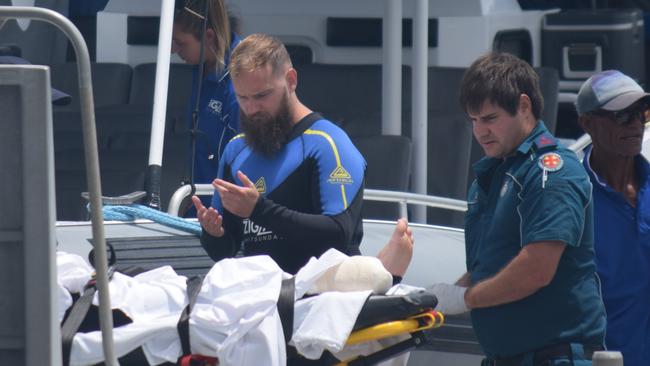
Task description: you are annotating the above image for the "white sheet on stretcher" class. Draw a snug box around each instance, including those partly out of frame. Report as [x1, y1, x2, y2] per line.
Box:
[57, 249, 389, 366]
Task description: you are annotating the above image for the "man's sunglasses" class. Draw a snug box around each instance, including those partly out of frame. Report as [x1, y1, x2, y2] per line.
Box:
[589, 101, 650, 126]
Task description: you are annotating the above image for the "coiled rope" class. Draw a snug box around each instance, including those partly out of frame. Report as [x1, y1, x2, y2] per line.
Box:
[101, 204, 201, 236]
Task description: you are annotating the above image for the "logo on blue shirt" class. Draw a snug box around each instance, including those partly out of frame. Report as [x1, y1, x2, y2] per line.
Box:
[207, 99, 223, 115]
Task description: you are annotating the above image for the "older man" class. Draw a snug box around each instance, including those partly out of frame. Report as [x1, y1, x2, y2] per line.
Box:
[576, 70, 650, 366]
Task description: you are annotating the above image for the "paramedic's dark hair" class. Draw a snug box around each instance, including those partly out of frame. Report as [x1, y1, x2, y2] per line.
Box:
[459, 52, 543, 120]
[174, 0, 231, 71]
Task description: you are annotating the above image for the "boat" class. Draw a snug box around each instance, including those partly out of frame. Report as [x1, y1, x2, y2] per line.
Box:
[1, 1, 649, 365]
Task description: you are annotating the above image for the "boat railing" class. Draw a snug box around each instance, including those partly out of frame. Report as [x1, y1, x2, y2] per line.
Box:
[167, 184, 468, 220]
[0, 6, 119, 365]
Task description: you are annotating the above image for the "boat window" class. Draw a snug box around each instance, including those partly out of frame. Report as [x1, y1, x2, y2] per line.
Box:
[326, 17, 438, 48]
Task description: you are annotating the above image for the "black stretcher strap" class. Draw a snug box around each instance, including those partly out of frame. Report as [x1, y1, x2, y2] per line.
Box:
[61, 285, 97, 366]
[61, 266, 115, 366]
[177, 275, 204, 356]
[278, 277, 296, 344]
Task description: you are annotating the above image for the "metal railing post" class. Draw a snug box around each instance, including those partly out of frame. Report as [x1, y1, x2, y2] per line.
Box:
[0, 6, 118, 366]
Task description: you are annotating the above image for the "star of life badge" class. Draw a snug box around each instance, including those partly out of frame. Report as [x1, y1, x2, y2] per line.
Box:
[538, 152, 563, 188]
[538, 152, 563, 171]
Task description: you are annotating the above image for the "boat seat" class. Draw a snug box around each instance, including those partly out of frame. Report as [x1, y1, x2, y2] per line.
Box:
[129, 62, 193, 108]
[0, 0, 69, 65]
[108, 130, 188, 152]
[53, 128, 111, 152]
[402, 67, 473, 227]
[52, 104, 185, 154]
[50, 62, 133, 111]
[295, 64, 411, 136]
[535, 66, 560, 134]
[351, 135, 412, 220]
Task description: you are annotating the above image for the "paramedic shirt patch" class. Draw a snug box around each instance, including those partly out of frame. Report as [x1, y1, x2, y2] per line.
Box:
[538, 152, 564, 172]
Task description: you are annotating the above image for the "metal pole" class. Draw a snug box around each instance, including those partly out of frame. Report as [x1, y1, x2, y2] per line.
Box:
[145, 0, 175, 209]
[411, 0, 428, 223]
[0, 6, 118, 366]
[382, 0, 402, 136]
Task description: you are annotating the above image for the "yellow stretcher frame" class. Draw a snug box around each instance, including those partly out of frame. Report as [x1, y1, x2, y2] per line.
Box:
[335, 310, 445, 366]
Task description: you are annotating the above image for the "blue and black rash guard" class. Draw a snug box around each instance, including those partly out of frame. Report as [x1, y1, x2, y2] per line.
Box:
[201, 113, 366, 274]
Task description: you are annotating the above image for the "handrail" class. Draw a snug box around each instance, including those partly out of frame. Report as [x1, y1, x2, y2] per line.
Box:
[167, 184, 468, 219]
[167, 184, 212, 216]
[0, 6, 117, 366]
[364, 189, 468, 218]
[567, 133, 592, 153]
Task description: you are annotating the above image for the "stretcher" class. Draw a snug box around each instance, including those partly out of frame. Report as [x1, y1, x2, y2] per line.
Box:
[317, 295, 444, 366]
[63, 290, 442, 366]
[59, 253, 444, 366]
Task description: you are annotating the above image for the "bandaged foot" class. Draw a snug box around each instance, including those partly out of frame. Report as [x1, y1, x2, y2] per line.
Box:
[308, 256, 393, 295]
[377, 218, 413, 277]
[428, 283, 469, 315]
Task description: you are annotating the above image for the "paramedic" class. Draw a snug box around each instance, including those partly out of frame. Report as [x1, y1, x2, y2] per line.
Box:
[431, 52, 606, 366]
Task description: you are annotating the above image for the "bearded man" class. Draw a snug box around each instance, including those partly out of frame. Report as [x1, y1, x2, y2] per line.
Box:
[191, 33, 371, 274]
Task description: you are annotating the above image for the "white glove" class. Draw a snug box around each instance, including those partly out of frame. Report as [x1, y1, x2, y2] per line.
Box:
[429, 283, 469, 315]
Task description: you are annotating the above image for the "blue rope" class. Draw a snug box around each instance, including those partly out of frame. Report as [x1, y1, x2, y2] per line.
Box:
[102, 204, 201, 236]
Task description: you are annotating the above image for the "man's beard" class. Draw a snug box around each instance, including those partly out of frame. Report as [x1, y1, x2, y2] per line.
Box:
[240, 93, 293, 156]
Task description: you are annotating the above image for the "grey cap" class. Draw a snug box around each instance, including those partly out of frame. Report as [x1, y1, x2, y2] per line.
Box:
[0, 55, 72, 106]
[576, 70, 649, 115]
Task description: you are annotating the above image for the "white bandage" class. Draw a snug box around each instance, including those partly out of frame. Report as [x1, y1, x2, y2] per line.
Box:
[308, 256, 393, 295]
[429, 283, 469, 315]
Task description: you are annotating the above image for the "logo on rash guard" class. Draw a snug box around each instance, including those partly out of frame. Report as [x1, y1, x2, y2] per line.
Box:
[243, 218, 278, 242]
[254, 177, 267, 193]
[328, 166, 353, 185]
[207, 99, 222, 114]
